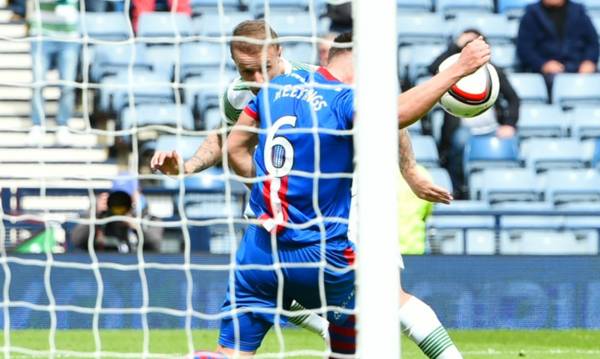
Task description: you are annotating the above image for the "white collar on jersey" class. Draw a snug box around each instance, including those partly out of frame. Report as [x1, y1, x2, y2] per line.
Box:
[281, 57, 293, 75]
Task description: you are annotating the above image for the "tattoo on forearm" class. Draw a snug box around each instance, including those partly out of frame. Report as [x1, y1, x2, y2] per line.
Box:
[399, 129, 417, 175]
[186, 153, 210, 173]
[184, 135, 223, 174]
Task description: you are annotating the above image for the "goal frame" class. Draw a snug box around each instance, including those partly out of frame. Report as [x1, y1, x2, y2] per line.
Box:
[354, 0, 401, 357]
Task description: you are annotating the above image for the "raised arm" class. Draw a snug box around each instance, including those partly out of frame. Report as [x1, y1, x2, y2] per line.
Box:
[151, 89, 238, 175]
[150, 132, 224, 175]
[227, 111, 258, 179]
[397, 37, 491, 129]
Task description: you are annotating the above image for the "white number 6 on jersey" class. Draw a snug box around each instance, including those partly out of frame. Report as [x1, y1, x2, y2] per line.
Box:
[264, 116, 297, 177]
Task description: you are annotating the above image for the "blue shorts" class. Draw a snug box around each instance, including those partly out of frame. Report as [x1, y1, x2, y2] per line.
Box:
[218, 225, 356, 352]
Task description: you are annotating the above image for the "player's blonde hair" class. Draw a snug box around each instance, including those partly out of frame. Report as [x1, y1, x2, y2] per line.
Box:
[230, 20, 280, 56]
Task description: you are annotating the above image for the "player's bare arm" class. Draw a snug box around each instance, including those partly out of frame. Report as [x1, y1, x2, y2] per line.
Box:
[399, 129, 452, 204]
[150, 132, 223, 175]
[227, 111, 259, 179]
[183, 133, 223, 173]
[396, 37, 491, 129]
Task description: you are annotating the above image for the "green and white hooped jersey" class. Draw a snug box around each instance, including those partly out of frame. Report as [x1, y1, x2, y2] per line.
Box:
[222, 58, 316, 127]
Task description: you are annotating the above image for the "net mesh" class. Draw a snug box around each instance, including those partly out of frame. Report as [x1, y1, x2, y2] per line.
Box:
[0, 0, 357, 357]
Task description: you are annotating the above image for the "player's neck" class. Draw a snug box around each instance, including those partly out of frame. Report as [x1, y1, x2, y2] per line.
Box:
[326, 56, 354, 84]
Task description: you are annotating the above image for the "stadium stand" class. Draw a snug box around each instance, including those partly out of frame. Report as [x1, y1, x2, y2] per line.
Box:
[490, 43, 518, 71]
[88, 43, 152, 83]
[120, 103, 195, 131]
[192, 11, 252, 36]
[0, 0, 598, 256]
[201, 107, 225, 130]
[497, 0, 537, 18]
[427, 201, 496, 254]
[99, 70, 174, 114]
[517, 104, 567, 138]
[491, 201, 555, 211]
[284, 43, 319, 65]
[593, 17, 600, 42]
[552, 73, 600, 108]
[520, 138, 586, 172]
[151, 134, 206, 160]
[500, 230, 597, 254]
[581, 0, 600, 16]
[435, 0, 494, 17]
[429, 167, 454, 193]
[397, 0, 433, 13]
[137, 12, 193, 38]
[0, 12, 116, 214]
[593, 138, 600, 167]
[569, 106, 600, 139]
[144, 44, 182, 79]
[542, 169, 600, 204]
[463, 135, 521, 174]
[6, 6, 600, 358]
[402, 44, 447, 83]
[412, 135, 440, 167]
[80, 12, 131, 40]
[183, 42, 235, 77]
[266, 13, 318, 37]
[248, 0, 326, 16]
[506, 73, 549, 104]
[397, 13, 446, 46]
[183, 70, 238, 116]
[447, 14, 517, 45]
[191, 0, 242, 13]
[473, 168, 541, 203]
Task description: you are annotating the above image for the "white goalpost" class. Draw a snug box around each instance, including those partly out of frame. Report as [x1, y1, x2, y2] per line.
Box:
[354, 0, 401, 357]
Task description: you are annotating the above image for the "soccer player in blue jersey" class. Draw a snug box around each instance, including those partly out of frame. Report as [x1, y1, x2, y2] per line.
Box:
[153, 20, 453, 351]
[204, 33, 491, 358]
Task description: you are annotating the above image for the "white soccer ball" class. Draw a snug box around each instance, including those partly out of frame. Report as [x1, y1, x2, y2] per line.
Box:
[438, 53, 499, 118]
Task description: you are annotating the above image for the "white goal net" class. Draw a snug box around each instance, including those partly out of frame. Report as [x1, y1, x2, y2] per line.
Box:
[0, 0, 399, 357]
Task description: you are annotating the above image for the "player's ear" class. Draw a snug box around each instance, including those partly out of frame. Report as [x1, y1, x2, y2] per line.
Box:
[276, 45, 282, 57]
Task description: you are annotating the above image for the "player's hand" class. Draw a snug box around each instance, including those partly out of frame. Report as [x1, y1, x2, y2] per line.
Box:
[456, 36, 491, 77]
[150, 150, 182, 175]
[405, 173, 453, 204]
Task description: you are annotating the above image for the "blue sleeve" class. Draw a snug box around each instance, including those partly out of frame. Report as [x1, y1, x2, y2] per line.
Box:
[335, 89, 354, 130]
[243, 96, 259, 122]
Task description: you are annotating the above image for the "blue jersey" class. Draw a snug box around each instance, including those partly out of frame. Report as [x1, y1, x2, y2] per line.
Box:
[243, 67, 355, 244]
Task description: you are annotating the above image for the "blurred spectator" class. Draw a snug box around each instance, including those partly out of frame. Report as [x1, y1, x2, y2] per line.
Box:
[70, 177, 162, 252]
[325, 1, 352, 33]
[318, 33, 338, 66]
[27, 0, 80, 146]
[517, 0, 599, 94]
[84, 0, 125, 12]
[132, 0, 191, 31]
[429, 29, 520, 198]
[9, 0, 26, 21]
[398, 165, 434, 255]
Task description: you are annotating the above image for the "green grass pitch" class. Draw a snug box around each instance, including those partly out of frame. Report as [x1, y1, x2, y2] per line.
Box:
[2, 329, 599, 358]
